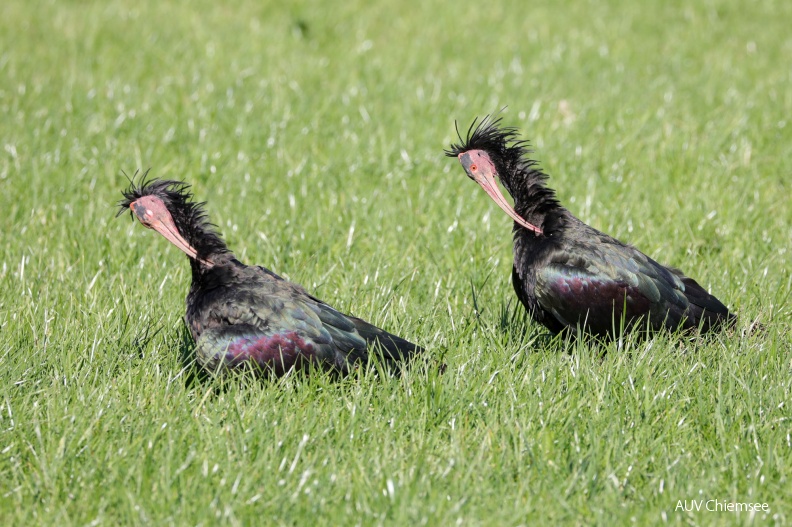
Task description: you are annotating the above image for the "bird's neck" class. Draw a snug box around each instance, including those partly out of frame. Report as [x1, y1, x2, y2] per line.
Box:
[170, 215, 232, 276]
[173, 214, 230, 260]
[189, 253, 239, 288]
[504, 170, 567, 235]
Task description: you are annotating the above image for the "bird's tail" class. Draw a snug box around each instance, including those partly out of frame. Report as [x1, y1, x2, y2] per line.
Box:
[680, 276, 737, 332]
[348, 316, 424, 363]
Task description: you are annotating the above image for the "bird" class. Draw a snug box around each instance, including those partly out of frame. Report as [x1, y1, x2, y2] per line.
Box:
[118, 176, 423, 376]
[446, 115, 736, 338]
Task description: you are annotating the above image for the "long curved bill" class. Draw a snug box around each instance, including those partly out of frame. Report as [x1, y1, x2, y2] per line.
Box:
[473, 172, 543, 235]
[149, 215, 200, 259]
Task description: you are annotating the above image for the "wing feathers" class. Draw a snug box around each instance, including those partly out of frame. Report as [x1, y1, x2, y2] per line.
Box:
[189, 267, 422, 375]
[533, 245, 733, 336]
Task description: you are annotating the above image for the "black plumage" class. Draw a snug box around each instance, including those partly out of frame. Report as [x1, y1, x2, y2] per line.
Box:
[118, 176, 422, 375]
[446, 116, 736, 338]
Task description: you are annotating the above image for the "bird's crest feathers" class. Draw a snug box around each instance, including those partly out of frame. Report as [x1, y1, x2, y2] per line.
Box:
[445, 115, 523, 158]
[445, 114, 549, 188]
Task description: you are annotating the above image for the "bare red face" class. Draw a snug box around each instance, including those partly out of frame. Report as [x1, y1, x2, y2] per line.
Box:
[458, 150, 544, 235]
[130, 195, 214, 267]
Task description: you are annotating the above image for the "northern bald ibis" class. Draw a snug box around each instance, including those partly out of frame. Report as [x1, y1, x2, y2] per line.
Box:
[119, 177, 422, 375]
[446, 116, 735, 338]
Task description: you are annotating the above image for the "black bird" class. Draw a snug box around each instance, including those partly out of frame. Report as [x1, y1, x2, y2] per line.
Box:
[446, 116, 735, 338]
[118, 177, 422, 375]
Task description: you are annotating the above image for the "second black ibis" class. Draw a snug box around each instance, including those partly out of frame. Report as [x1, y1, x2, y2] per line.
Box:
[446, 116, 735, 338]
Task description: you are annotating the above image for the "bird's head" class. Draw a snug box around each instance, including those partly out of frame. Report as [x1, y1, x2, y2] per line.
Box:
[118, 174, 221, 267]
[446, 116, 544, 236]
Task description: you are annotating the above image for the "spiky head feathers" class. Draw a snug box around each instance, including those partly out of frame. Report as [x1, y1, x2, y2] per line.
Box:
[445, 115, 546, 193]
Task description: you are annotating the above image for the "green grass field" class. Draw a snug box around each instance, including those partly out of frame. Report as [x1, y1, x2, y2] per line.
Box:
[2, 0, 791, 524]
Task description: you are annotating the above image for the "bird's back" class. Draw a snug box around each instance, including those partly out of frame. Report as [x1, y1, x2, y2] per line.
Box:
[185, 258, 422, 374]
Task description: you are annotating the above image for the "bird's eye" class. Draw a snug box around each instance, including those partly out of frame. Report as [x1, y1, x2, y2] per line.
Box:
[470, 164, 477, 171]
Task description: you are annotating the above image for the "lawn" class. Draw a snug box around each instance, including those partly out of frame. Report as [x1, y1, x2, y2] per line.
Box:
[1, 0, 791, 524]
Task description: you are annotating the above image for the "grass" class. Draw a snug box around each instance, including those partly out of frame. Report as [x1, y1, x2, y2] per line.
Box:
[1, 0, 791, 524]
